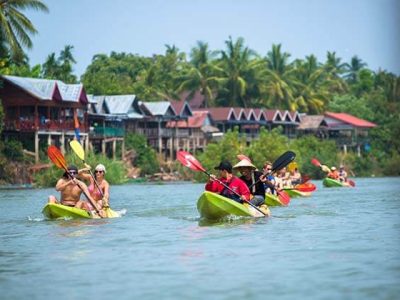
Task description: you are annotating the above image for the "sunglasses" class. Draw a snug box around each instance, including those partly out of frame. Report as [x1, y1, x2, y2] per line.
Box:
[95, 170, 104, 174]
[68, 171, 77, 175]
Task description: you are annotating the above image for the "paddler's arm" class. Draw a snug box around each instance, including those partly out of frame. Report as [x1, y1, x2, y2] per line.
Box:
[55, 178, 74, 191]
[102, 181, 110, 208]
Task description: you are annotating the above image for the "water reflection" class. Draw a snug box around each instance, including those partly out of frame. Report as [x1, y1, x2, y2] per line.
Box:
[198, 216, 265, 227]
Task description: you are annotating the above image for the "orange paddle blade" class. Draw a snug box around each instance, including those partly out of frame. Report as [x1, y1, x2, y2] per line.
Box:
[348, 179, 356, 187]
[48, 146, 67, 170]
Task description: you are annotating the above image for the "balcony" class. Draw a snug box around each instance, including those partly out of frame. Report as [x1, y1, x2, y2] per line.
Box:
[91, 127, 125, 137]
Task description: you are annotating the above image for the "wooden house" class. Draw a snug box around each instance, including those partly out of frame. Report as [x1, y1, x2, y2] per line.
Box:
[0, 75, 89, 162]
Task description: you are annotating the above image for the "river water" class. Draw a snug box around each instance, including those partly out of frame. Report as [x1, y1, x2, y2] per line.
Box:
[0, 177, 399, 300]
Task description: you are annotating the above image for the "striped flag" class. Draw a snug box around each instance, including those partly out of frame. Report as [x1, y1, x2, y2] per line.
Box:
[73, 109, 81, 142]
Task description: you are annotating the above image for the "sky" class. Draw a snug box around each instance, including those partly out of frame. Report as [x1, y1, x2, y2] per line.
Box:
[25, 0, 400, 78]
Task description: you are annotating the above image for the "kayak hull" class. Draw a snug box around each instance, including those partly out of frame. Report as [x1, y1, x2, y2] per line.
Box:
[197, 191, 270, 219]
[42, 203, 119, 219]
[283, 189, 311, 197]
[42, 203, 92, 219]
[322, 178, 353, 188]
[264, 193, 286, 206]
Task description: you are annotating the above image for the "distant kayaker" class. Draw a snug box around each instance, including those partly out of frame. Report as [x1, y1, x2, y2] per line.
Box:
[78, 163, 110, 210]
[233, 159, 265, 207]
[48, 165, 105, 217]
[338, 165, 348, 182]
[205, 160, 253, 204]
[327, 166, 339, 180]
[290, 168, 302, 185]
[261, 161, 277, 195]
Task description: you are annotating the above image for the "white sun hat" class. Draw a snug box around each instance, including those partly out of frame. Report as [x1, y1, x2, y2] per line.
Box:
[233, 159, 256, 169]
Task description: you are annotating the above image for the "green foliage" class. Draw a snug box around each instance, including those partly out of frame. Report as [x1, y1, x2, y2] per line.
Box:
[124, 133, 159, 175]
[290, 135, 338, 179]
[382, 151, 400, 176]
[328, 94, 374, 121]
[2, 139, 24, 161]
[0, 98, 3, 134]
[247, 127, 289, 167]
[33, 152, 127, 187]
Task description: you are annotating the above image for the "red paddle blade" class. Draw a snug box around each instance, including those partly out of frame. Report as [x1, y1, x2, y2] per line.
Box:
[277, 190, 290, 206]
[47, 146, 67, 170]
[177, 151, 206, 172]
[311, 158, 321, 167]
[237, 154, 252, 162]
[301, 174, 311, 183]
[348, 179, 356, 187]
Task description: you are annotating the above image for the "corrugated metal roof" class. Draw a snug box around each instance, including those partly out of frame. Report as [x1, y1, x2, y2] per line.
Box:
[297, 115, 326, 130]
[141, 101, 175, 116]
[2, 75, 85, 103]
[325, 112, 377, 128]
[56, 81, 83, 102]
[104, 95, 136, 114]
[3, 75, 55, 100]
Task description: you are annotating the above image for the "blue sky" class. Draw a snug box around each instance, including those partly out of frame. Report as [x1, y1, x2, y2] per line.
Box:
[25, 0, 400, 77]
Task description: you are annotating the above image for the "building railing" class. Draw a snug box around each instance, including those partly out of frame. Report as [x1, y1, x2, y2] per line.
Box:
[91, 127, 125, 137]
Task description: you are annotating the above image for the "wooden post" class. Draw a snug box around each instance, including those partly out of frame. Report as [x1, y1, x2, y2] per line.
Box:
[121, 139, 125, 160]
[112, 139, 116, 160]
[158, 119, 162, 154]
[61, 132, 65, 154]
[34, 131, 39, 163]
[102, 140, 106, 155]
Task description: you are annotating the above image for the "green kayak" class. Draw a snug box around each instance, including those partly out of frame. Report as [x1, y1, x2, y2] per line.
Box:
[283, 189, 311, 198]
[322, 178, 353, 188]
[42, 203, 119, 219]
[197, 191, 270, 219]
[264, 193, 286, 206]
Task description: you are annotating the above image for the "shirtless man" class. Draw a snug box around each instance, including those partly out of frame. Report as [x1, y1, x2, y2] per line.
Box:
[48, 165, 105, 217]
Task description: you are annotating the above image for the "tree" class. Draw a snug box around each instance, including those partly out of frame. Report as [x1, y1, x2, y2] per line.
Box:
[176, 41, 219, 107]
[344, 55, 367, 83]
[0, 0, 48, 62]
[216, 36, 262, 107]
[42, 46, 77, 83]
[260, 44, 298, 110]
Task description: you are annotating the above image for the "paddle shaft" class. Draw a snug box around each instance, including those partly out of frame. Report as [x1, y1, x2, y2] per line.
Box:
[49, 148, 102, 216]
[204, 170, 267, 216]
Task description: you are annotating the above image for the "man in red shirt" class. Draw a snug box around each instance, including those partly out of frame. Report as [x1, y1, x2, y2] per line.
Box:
[205, 160, 251, 203]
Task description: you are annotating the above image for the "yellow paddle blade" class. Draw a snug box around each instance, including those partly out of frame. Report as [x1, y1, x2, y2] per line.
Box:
[105, 207, 120, 218]
[287, 161, 298, 172]
[321, 165, 331, 173]
[70, 140, 85, 161]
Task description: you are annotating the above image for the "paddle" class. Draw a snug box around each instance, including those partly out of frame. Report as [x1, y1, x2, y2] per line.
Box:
[237, 152, 295, 205]
[177, 151, 268, 216]
[47, 145, 103, 217]
[311, 158, 355, 187]
[69, 140, 118, 217]
[311, 158, 331, 173]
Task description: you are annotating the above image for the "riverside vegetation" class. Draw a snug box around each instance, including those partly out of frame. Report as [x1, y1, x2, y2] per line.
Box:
[0, 1, 399, 185]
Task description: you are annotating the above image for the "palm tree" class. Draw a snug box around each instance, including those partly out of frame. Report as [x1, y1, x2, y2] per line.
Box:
[260, 44, 298, 110]
[42, 53, 59, 79]
[0, 0, 48, 61]
[344, 55, 367, 83]
[217, 36, 262, 107]
[323, 51, 348, 93]
[176, 41, 219, 107]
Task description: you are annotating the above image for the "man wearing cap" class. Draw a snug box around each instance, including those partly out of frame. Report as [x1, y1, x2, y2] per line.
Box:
[233, 159, 266, 206]
[327, 166, 339, 180]
[48, 165, 103, 216]
[205, 160, 251, 203]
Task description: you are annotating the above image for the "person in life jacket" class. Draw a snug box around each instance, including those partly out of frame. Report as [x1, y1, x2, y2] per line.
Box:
[327, 166, 339, 180]
[205, 160, 251, 204]
[233, 159, 265, 207]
